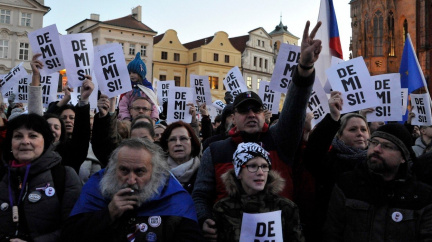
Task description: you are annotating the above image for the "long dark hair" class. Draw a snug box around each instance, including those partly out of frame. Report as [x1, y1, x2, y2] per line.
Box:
[43, 113, 67, 143]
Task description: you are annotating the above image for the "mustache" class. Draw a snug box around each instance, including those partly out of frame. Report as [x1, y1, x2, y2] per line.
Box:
[368, 153, 384, 162]
[121, 183, 140, 191]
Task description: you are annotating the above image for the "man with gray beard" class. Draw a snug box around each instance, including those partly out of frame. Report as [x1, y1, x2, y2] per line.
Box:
[61, 139, 202, 242]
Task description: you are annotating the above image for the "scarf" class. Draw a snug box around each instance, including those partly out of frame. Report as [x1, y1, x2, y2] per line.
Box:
[229, 123, 269, 145]
[331, 138, 367, 163]
[131, 78, 153, 97]
[167, 156, 200, 184]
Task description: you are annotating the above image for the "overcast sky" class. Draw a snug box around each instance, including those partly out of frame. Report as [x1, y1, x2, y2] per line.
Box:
[44, 0, 352, 59]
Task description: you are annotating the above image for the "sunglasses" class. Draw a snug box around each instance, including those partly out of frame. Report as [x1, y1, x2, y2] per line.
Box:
[235, 105, 264, 114]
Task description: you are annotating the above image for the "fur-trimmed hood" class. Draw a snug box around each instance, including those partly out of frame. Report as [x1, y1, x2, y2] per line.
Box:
[221, 168, 285, 197]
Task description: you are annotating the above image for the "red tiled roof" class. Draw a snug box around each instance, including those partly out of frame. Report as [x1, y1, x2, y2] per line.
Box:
[103, 15, 156, 33]
[183, 36, 214, 50]
[229, 35, 249, 53]
[153, 33, 165, 44]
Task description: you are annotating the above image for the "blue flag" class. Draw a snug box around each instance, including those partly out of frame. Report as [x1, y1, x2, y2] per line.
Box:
[399, 35, 425, 93]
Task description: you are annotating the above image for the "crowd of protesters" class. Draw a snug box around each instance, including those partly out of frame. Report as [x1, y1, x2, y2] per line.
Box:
[0, 20, 432, 242]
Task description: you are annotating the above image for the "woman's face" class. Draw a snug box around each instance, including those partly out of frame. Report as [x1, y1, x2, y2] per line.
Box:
[238, 157, 269, 195]
[12, 127, 44, 163]
[167, 127, 192, 164]
[339, 117, 369, 149]
[60, 109, 75, 135]
[154, 127, 165, 142]
[47, 117, 61, 142]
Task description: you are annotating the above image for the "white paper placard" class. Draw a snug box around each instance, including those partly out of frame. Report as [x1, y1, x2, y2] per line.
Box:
[213, 100, 226, 111]
[366, 73, 402, 122]
[190, 74, 212, 105]
[28, 24, 65, 75]
[240, 210, 283, 242]
[0, 75, 13, 99]
[307, 78, 330, 128]
[40, 73, 60, 107]
[223, 66, 248, 98]
[13, 74, 31, 103]
[167, 87, 193, 123]
[258, 81, 281, 114]
[70, 75, 98, 108]
[323, 56, 345, 93]
[270, 43, 301, 93]
[157, 80, 175, 105]
[401, 88, 408, 116]
[1, 63, 28, 95]
[410, 93, 432, 126]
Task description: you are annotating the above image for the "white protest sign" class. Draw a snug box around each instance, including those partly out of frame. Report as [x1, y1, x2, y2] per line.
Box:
[323, 56, 345, 93]
[61, 33, 94, 88]
[0, 75, 13, 99]
[213, 100, 226, 111]
[13, 74, 31, 103]
[401, 88, 408, 116]
[157, 80, 175, 105]
[240, 210, 283, 242]
[307, 78, 330, 128]
[1, 63, 28, 95]
[270, 43, 301, 93]
[410, 93, 432, 126]
[167, 87, 193, 123]
[70, 76, 99, 108]
[40, 73, 60, 107]
[326, 56, 379, 113]
[207, 105, 219, 122]
[94, 43, 132, 98]
[28, 24, 64, 75]
[190, 74, 212, 105]
[366, 74, 402, 122]
[223, 66, 248, 98]
[258, 81, 281, 114]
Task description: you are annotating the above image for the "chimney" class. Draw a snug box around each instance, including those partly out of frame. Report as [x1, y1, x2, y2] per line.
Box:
[132, 6, 142, 21]
[90, 14, 100, 21]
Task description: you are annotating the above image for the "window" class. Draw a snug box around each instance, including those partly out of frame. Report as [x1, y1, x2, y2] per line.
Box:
[161, 51, 167, 60]
[120, 43, 124, 53]
[174, 53, 180, 61]
[246, 76, 252, 88]
[257, 40, 261, 46]
[18, 43, 29, 60]
[388, 11, 395, 57]
[209, 76, 219, 89]
[0, 40, 9, 58]
[265, 59, 268, 69]
[159, 75, 166, 81]
[262, 41, 265, 47]
[140, 45, 146, 56]
[373, 10, 383, 56]
[257, 78, 261, 89]
[214, 53, 219, 61]
[174, 76, 181, 86]
[129, 44, 135, 55]
[193, 53, 197, 61]
[254, 57, 257, 66]
[403, 19, 408, 43]
[259, 58, 262, 68]
[21, 13, 31, 26]
[224, 55, 229, 63]
[0, 9, 11, 24]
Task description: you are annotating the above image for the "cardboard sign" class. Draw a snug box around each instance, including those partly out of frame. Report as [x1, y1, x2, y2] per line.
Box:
[213, 100, 226, 111]
[410, 93, 432, 126]
[307, 78, 330, 128]
[240, 211, 283, 242]
[366, 74, 402, 122]
[270, 43, 301, 93]
[1, 63, 28, 95]
[401, 88, 408, 116]
[190, 74, 212, 105]
[28, 24, 65, 75]
[61, 33, 94, 88]
[223, 66, 248, 98]
[157, 80, 175, 105]
[13, 75, 31, 103]
[326, 56, 379, 113]
[167, 87, 193, 123]
[40, 72, 60, 107]
[258, 81, 281, 114]
[94, 43, 132, 98]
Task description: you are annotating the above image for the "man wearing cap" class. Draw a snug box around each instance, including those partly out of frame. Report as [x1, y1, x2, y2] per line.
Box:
[324, 123, 432, 241]
[192, 21, 323, 240]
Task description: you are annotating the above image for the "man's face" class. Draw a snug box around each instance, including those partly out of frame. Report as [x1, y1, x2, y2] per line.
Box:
[115, 147, 153, 190]
[224, 92, 233, 104]
[130, 99, 152, 119]
[421, 126, 432, 139]
[367, 137, 405, 180]
[233, 102, 265, 133]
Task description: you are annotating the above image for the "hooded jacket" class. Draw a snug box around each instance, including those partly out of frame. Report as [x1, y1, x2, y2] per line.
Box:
[213, 169, 304, 242]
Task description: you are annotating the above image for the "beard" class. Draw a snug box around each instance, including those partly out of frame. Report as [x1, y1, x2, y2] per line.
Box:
[366, 153, 398, 177]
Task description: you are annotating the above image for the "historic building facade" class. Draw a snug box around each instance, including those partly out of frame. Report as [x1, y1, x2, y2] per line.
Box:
[0, 0, 49, 74]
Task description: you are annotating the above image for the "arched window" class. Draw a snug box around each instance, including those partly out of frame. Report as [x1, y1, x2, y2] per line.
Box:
[388, 11, 395, 56]
[373, 10, 383, 56]
[403, 19, 408, 43]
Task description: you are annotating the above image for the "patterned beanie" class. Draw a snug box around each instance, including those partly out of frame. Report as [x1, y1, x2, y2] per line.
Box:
[233, 142, 271, 177]
[371, 123, 413, 162]
[127, 52, 147, 82]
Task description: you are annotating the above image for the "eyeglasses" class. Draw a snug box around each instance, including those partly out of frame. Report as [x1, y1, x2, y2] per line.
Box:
[241, 164, 270, 173]
[130, 106, 151, 112]
[235, 105, 264, 114]
[368, 139, 398, 152]
[167, 136, 191, 143]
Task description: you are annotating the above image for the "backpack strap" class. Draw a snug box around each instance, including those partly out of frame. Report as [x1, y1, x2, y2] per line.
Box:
[51, 164, 66, 202]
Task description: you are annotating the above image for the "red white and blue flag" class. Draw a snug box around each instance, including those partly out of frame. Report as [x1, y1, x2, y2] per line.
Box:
[315, 0, 343, 87]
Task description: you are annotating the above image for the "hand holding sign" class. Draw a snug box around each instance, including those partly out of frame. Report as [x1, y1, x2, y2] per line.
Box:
[30, 53, 43, 86]
[80, 76, 94, 102]
[299, 21, 322, 71]
[329, 91, 343, 121]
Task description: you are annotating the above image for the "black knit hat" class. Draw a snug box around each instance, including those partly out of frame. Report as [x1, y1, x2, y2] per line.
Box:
[371, 123, 414, 162]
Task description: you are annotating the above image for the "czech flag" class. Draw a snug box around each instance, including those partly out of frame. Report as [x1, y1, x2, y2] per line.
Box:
[315, 0, 343, 87]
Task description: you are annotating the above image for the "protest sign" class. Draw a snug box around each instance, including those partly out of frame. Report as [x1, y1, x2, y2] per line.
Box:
[1, 63, 28, 96]
[61, 33, 94, 88]
[14, 75, 31, 103]
[206, 105, 219, 122]
[223, 66, 248, 98]
[401, 88, 408, 116]
[366, 73, 402, 122]
[307, 78, 330, 128]
[410, 93, 432, 126]
[213, 100, 226, 111]
[270, 43, 301, 93]
[40, 72, 60, 107]
[190, 74, 212, 105]
[326, 56, 378, 113]
[240, 211, 283, 242]
[323, 56, 345, 93]
[94, 43, 131, 98]
[167, 87, 193, 123]
[0, 74, 13, 100]
[157, 80, 175, 105]
[258, 81, 281, 114]
[28, 24, 64, 75]
[70, 76, 99, 109]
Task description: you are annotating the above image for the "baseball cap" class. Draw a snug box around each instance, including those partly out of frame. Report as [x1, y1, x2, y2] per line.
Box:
[233, 91, 263, 109]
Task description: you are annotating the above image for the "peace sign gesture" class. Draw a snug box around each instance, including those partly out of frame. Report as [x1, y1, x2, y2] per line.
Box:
[299, 21, 322, 68]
